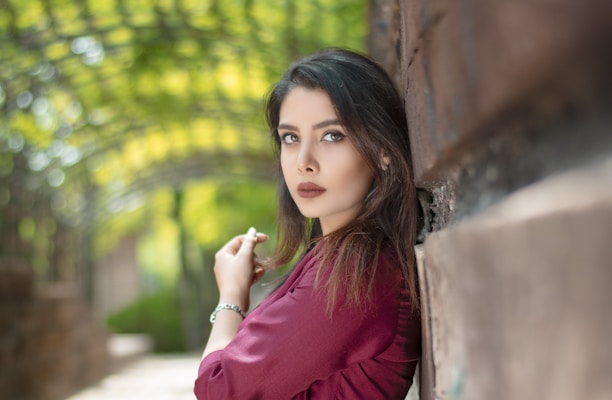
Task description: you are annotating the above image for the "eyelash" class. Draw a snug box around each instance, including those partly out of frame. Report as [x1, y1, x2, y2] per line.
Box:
[322, 131, 345, 142]
[279, 131, 346, 145]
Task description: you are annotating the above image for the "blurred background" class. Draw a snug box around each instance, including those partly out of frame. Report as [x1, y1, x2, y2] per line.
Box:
[0, 0, 367, 398]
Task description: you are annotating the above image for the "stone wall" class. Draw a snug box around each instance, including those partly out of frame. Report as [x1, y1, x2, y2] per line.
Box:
[418, 160, 612, 400]
[0, 262, 109, 400]
[381, 0, 612, 399]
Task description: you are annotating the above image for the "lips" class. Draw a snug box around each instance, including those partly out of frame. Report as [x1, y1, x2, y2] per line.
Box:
[297, 182, 326, 198]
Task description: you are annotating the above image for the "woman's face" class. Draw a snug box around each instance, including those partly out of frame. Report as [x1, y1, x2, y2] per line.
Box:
[277, 87, 373, 235]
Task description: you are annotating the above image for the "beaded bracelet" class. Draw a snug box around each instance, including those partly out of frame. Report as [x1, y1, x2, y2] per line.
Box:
[209, 303, 246, 324]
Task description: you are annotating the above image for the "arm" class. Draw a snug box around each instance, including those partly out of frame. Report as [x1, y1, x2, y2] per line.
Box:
[195, 256, 401, 399]
[202, 228, 268, 359]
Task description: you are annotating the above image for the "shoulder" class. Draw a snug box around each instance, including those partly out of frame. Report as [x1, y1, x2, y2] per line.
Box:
[374, 247, 403, 286]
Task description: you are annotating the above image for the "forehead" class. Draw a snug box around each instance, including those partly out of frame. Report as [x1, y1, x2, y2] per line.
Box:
[278, 87, 338, 125]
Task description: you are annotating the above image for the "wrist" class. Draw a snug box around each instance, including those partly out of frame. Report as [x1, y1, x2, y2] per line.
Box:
[209, 303, 246, 324]
[218, 291, 249, 312]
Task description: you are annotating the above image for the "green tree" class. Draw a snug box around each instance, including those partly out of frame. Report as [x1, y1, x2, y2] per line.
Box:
[1, 0, 366, 350]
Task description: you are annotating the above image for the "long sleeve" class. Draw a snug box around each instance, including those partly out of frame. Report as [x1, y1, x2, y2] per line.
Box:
[194, 252, 420, 399]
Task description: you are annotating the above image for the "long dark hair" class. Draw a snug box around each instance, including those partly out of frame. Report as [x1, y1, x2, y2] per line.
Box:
[265, 48, 419, 311]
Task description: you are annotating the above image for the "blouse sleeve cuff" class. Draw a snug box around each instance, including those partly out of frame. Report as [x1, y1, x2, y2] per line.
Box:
[198, 349, 223, 376]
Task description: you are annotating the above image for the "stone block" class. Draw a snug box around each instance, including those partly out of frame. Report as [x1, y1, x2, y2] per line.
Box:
[399, 0, 612, 181]
[419, 157, 612, 399]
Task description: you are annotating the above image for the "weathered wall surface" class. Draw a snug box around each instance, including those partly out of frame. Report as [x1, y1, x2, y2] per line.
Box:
[368, 0, 612, 399]
[418, 160, 612, 399]
[0, 263, 109, 400]
[400, 0, 612, 186]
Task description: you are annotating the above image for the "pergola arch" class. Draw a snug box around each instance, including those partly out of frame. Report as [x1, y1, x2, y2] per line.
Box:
[0, 0, 366, 287]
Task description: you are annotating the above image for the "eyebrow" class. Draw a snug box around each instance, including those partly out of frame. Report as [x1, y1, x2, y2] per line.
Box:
[277, 119, 343, 132]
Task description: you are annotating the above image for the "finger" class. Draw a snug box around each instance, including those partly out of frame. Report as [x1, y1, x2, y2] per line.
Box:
[237, 227, 257, 256]
[246, 227, 256, 238]
[255, 232, 269, 244]
[219, 235, 245, 256]
[252, 266, 266, 284]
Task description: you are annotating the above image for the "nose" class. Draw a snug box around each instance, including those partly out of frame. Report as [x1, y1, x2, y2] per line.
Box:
[297, 142, 319, 174]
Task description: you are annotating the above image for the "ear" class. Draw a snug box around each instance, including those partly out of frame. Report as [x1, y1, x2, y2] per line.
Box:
[379, 153, 390, 171]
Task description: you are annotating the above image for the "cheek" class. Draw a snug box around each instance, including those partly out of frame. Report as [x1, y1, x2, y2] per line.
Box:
[354, 170, 374, 194]
[336, 151, 371, 180]
[279, 154, 294, 182]
[351, 156, 374, 189]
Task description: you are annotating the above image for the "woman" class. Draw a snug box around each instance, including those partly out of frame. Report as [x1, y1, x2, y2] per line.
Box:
[195, 48, 421, 399]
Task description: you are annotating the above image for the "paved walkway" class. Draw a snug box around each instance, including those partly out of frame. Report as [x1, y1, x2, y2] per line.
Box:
[67, 335, 201, 400]
[66, 335, 419, 399]
[68, 353, 201, 400]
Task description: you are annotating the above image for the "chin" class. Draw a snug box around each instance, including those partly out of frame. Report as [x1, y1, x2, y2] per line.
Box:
[296, 207, 320, 219]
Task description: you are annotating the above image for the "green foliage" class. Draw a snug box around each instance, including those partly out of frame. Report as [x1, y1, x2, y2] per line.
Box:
[1, 0, 366, 346]
[1, 0, 366, 262]
[106, 287, 187, 353]
[109, 179, 278, 285]
[182, 179, 277, 250]
[137, 214, 181, 285]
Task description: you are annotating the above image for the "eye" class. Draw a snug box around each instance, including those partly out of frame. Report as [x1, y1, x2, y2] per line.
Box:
[280, 132, 298, 144]
[322, 131, 345, 142]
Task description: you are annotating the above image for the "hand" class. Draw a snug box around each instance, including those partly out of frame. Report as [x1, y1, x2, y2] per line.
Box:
[213, 227, 268, 311]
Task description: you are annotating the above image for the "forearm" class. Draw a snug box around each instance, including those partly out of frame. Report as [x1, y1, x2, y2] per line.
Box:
[201, 228, 265, 360]
[201, 306, 244, 359]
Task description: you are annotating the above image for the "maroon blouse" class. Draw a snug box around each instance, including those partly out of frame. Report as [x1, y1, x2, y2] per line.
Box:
[194, 249, 421, 399]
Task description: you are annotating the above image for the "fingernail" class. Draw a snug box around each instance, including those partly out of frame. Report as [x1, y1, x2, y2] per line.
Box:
[247, 227, 256, 237]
